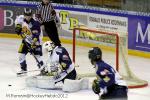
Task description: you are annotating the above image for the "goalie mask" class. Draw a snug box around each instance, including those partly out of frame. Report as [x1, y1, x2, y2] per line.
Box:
[43, 41, 55, 52]
[88, 47, 102, 65]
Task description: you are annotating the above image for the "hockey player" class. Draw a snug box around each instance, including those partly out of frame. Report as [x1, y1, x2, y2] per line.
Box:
[15, 8, 44, 75]
[88, 47, 128, 100]
[42, 41, 77, 83]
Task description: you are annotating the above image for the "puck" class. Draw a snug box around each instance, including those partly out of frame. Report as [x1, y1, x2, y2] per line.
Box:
[8, 84, 12, 86]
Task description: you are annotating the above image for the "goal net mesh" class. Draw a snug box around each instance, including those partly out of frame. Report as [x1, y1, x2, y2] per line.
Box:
[72, 28, 148, 88]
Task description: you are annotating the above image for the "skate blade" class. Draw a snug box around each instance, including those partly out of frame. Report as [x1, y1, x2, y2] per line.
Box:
[17, 73, 27, 77]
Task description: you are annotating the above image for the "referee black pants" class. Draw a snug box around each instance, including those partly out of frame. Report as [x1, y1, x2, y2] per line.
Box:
[44, 20, 61, 46]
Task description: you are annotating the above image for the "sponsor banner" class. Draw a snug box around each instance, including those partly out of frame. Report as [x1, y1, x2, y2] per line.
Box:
[0, 6, 88, 37]
[56, 9, 88, 37]
[0, 8, 4, 30]
[0, 6, 36, 33]
[87, 13, 128, 34]
[128, 16, 150, 52]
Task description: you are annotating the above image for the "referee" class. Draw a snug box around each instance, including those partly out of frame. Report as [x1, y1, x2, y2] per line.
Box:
[36, 0, 61, 46]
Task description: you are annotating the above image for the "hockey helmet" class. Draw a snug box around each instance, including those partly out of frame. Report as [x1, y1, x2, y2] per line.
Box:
[88, 47, 102, 65]
[43, 41, 55, 52]
[24, 8, 32, 16]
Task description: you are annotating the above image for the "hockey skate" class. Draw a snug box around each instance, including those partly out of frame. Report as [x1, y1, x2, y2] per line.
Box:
[17, 69, 27, 77]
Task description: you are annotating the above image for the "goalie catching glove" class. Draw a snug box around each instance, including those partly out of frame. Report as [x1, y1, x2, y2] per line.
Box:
[92, 79, 100, 94]
[92, 79, 107, 96]
[40, 63, 59, 76]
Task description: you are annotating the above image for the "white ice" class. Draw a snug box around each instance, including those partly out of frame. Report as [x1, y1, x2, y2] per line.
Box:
[0, 38, 150, 100]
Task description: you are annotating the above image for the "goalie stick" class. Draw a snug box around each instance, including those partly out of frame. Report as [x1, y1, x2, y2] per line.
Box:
[16, 33, 42, 75]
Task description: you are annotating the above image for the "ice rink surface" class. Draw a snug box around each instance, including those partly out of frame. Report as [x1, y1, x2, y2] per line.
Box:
[0, 38, 150, 100]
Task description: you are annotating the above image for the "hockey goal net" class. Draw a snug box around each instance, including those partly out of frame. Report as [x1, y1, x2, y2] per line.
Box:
[72, 27, 148, 88]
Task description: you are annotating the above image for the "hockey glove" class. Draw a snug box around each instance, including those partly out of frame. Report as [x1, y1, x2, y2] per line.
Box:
[15, 24, 22, 35]
[92, 79, 100, 94]
[31, 42, 36, 49]
[31, 38, 37, 49]
[40, 65, 48, 75]
[50, 66, 59, 72]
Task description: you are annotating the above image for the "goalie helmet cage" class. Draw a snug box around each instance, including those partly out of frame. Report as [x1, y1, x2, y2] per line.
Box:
[72, 28, 148, 88]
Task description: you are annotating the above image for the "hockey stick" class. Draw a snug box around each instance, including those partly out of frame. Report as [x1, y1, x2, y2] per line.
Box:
[17, 69, 41, 75]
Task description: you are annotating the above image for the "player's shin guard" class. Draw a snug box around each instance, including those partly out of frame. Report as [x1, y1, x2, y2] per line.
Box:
[19, 54, 27, 71]
[20, 61, 27, 71]
[17, 61, 27, 76]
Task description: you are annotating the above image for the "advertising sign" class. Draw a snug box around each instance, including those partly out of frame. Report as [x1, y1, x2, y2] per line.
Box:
[88, 13, 128, 34]
[128, 16, 150, 52]
[0, 8, 4, 30]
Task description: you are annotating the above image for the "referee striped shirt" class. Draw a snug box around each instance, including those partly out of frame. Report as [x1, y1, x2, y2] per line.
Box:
[36, 2, 56, 22]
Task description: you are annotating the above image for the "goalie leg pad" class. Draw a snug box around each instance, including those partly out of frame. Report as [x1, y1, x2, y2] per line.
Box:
[81, 78, 89, 90]
[62, 78, 89, 92]
[26, 76, 37, 87]
[25, 76, 55, 89]
[36, 76, 55, 89]
[63, 79, 81, 92]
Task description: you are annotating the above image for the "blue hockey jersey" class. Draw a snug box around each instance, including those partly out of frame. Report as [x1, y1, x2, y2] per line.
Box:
[95, 60, 126, 89]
